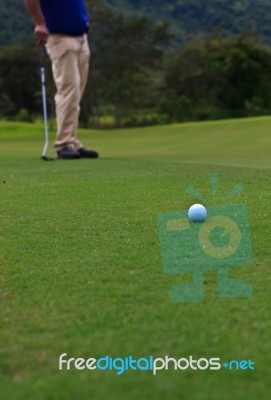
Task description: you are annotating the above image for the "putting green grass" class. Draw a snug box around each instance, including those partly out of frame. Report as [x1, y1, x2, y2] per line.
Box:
[1, 117, 271, 399]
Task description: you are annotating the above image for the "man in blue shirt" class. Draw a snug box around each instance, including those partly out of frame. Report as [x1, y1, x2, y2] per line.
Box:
[25, 0, 99, 159]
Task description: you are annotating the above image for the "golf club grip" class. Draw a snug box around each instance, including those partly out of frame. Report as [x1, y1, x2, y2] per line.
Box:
[39, 45, 47, 67]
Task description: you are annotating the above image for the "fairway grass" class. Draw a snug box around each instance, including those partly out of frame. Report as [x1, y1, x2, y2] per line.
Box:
[1, 118, 271, 399]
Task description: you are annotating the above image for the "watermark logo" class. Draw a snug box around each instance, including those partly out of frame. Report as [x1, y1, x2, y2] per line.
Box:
[157, 173, 253, 302]
[58, 354, 255, 375]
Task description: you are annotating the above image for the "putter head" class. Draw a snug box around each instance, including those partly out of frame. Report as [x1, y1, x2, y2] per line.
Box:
[41, 155, 54, 161]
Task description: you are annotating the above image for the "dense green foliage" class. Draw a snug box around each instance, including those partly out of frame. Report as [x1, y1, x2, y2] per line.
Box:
[0, 44, 41, 118]
[2, 1, 271, 126]
[159, 33, 271, 121]
[107, 0, 271, 45]
[0, 10, 171, 126]
[0, 0, 33, 48]
[1, 28, 271, 126]
[2, 0, 271, 48]
[87, 10, 170, 127]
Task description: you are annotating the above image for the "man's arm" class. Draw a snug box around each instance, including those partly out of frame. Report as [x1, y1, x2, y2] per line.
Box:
[24, 0, 49, 45]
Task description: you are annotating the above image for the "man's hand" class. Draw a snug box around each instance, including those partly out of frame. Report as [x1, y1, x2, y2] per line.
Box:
[35, 23, 49, 46]
[25, 0, 49, 45]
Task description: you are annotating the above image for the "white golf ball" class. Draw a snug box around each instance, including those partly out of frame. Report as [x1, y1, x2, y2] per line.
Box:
[188, 204, 207, 222]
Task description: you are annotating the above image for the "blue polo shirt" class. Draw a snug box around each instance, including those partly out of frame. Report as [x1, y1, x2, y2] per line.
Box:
[40, 0, 89, 36]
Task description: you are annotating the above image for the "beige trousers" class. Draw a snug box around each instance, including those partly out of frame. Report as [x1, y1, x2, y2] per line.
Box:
[46, 34, 90, 150]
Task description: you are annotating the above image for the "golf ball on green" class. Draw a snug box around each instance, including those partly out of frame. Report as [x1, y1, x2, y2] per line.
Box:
[188, 204, 207, 222]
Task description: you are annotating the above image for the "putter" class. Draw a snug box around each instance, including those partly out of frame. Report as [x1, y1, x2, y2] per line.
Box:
[39, 45, 54, 161]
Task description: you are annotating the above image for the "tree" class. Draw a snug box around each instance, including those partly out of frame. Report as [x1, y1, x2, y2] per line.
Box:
[86, 7, 170, 127]
[161, 32, 271, 121]
[0, 44, 41, 119]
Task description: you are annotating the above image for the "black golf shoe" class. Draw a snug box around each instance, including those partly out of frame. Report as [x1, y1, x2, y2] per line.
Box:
[78, 147, 99, 158]
[57, 147, 81, 160]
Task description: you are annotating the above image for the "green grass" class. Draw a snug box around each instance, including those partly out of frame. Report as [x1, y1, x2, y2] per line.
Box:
[1, 117, 271, 399]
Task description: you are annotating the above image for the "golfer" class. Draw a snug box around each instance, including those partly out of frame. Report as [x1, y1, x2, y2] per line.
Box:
[25, 0, 99, 159]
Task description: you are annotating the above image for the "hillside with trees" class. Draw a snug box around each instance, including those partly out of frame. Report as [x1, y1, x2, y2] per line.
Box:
[1, 0, 271, 48]
[106, 0, 271, 45]
[0, 0, 33, 48]
[1, 0, 271, 127]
